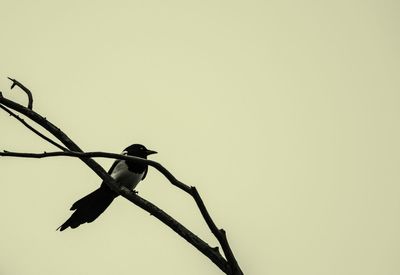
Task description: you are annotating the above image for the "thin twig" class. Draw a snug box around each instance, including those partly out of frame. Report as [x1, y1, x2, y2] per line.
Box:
[0, 104, 68, 151]
[0, 149, 191, 193]
[0, 150, 193, 190]
[7, 77, 33, 109]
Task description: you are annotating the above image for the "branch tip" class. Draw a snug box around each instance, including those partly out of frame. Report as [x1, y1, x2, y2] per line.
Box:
[6, 77, 33, 109]
[7, 77, 16, 89]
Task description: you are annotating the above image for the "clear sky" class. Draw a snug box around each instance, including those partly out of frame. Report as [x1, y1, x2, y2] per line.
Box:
[0, 1, 399, 275]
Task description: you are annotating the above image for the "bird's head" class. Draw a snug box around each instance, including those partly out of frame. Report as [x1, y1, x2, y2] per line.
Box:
[123, 144, 157, 158]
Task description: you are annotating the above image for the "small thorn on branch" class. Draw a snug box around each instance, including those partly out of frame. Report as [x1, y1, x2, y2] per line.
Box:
[7, 77, 34, 110]
[7, 77, 17, 90]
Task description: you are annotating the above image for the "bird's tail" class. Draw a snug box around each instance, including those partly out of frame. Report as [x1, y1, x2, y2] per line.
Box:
[58, 184, 117, 231]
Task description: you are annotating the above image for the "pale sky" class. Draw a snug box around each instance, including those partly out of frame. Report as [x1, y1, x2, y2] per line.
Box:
[0, 1, 399, 275]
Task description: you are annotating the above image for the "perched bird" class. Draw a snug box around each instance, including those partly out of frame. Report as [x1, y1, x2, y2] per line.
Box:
[58, 144, 157, 231]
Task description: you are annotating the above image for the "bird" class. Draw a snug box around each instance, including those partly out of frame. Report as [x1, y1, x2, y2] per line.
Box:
[58, 144, 157, 231]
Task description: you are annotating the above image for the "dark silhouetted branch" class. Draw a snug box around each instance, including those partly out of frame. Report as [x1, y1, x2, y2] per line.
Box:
[191, 187, 242, 274]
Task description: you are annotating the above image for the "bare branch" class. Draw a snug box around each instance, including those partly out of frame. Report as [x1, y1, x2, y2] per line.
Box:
[7, 77, 33, 109]
[192, 187, 243, 274]
[0, 104, 68, 151]
[119, 186, 230, 273]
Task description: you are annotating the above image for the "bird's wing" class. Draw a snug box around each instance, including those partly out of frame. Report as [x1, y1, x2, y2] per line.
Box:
[98, 159, 121, 189]
[107, 159, 120, 174]
[141, 166, 148, 180]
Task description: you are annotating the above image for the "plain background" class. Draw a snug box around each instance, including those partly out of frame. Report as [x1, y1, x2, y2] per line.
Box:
[0, 1, 399, 274]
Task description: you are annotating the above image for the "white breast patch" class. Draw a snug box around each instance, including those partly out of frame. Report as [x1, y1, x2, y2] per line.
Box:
[110, 160, 144, 190]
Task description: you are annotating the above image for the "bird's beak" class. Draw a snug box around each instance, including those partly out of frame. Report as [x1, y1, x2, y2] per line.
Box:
[146, 149, 157, 156]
